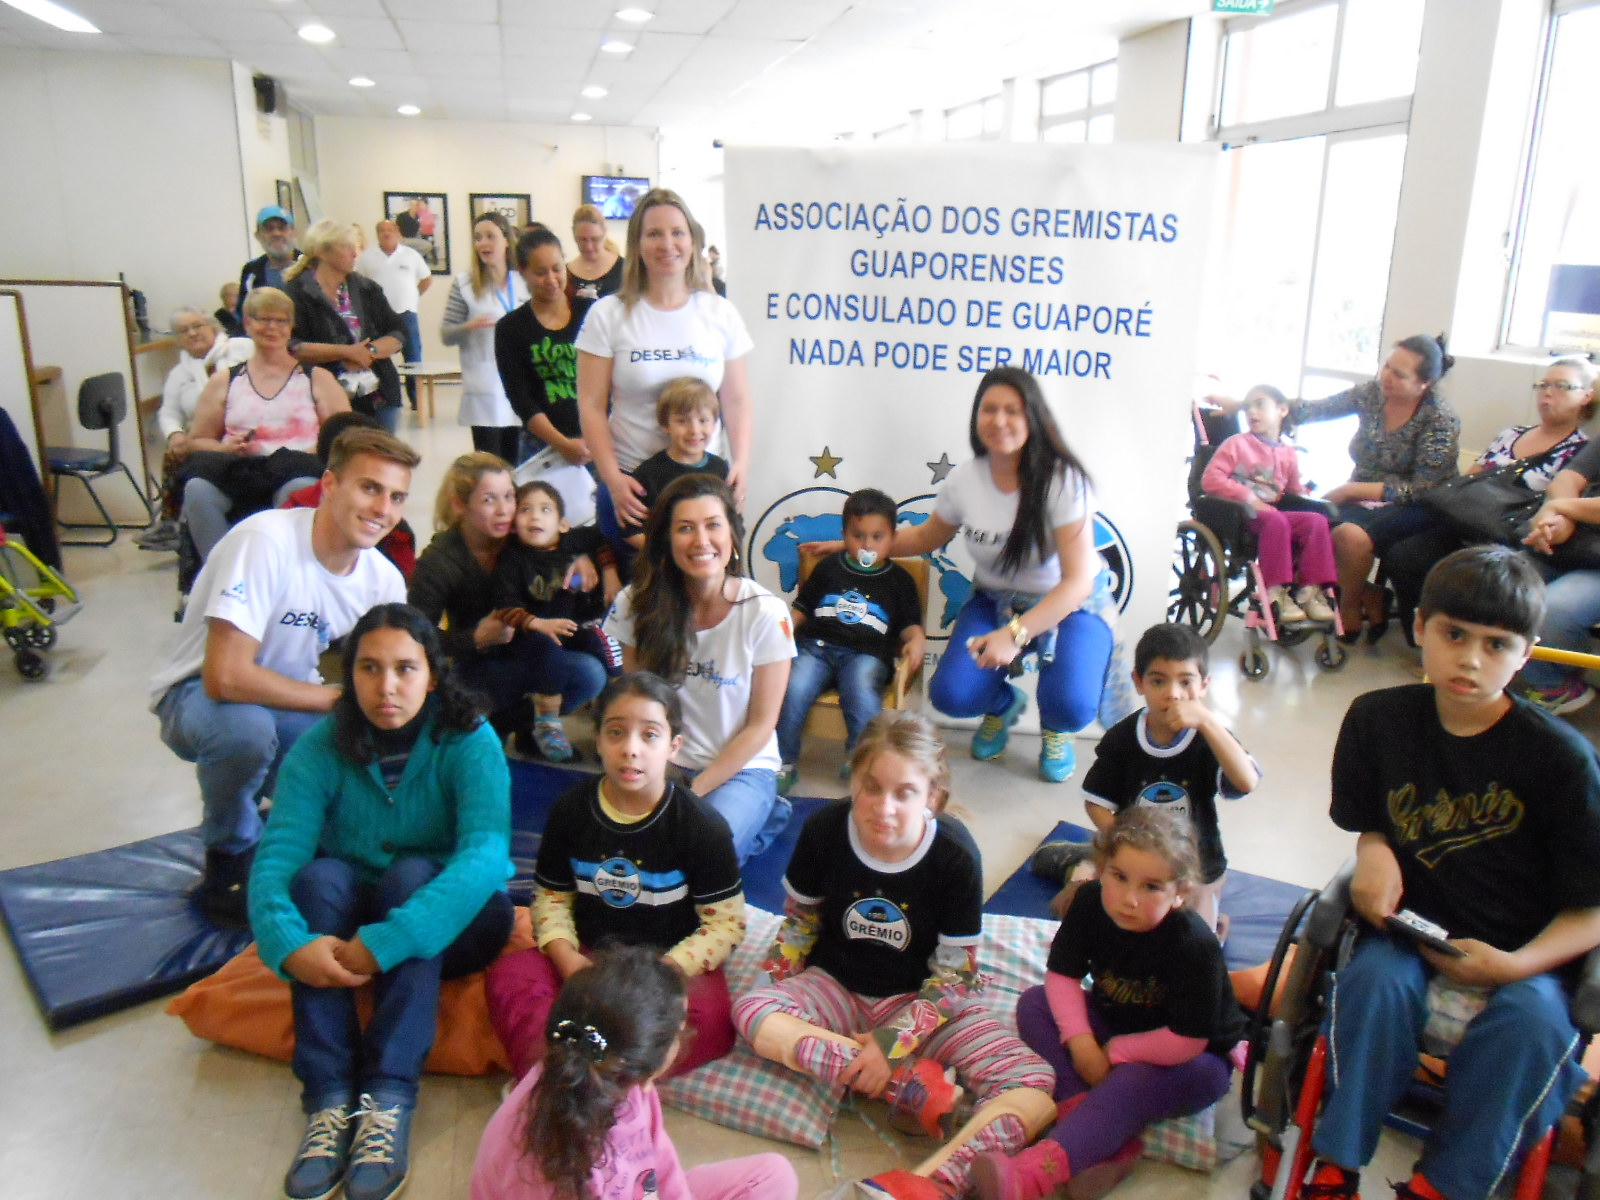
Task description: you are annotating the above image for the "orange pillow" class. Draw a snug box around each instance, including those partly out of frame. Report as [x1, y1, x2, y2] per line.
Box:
[166, 906, 534, 1076]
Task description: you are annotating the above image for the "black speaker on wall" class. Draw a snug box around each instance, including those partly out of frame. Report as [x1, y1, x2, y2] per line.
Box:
[254, 74, 282, 115]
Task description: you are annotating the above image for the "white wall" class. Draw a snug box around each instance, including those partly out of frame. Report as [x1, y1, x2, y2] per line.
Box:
[0, 49, 251, 327]
[1115, 19, 1192, 141]
[314, 117, 659, 363]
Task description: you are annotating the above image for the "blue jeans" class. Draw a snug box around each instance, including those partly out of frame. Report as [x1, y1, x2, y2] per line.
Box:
[289, 856, 513, 1111]
[1312, 932, 1587, 1200]
[928, 592, 1113, 733]
[182, 475, 320, 559]
[699, 768, 789, 864]
[398, 310, 421, 405]
[1521, 566, 1600, 690]
[156, 676, 322, 852]
[506, 631, 609, 710]
[775, 639, 891, 764]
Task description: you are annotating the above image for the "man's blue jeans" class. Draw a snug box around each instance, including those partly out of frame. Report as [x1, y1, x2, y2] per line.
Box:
[155, 676, 322, 852]
[398, 310, 421, 405]
[289, 856, 513, 1111]
[775, 638, 891, 764]
[1312, 932, 1587, 1200]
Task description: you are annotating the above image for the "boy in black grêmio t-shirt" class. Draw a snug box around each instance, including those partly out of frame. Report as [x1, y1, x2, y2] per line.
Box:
[1305, 546, 1600, 1200]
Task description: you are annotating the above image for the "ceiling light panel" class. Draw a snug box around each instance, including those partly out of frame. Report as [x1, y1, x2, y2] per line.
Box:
[0, 0, 98, 34]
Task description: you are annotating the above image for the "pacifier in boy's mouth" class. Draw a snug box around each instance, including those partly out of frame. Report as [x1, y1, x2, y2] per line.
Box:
[851, 549, 879, 569]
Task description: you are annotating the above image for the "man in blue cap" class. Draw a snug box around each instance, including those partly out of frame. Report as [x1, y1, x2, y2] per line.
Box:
[237, 204, 301, 319]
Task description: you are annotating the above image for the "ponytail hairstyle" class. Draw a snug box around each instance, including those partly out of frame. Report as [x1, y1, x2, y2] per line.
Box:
[1091, 806, 1201, 893]
[521, 946, 687, 1200]
[331, 603, 485, 765]
[630, 473, 747, 682]
[967, 366, 1094, 577]
[1394, 333, 1455, 396]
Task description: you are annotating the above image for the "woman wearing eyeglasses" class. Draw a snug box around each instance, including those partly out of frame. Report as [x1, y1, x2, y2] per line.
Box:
[1384, 357, 1595, 668]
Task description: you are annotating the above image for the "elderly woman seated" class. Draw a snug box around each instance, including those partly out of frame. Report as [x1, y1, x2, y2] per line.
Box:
[136, 308, 252, 551]
[177, 286, 349, 559]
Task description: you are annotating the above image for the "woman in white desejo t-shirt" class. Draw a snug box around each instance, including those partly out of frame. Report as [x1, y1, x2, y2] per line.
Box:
[603, 474, 794, 864]
[441, 211, 529, 464]
[576, 187, 754, 536]
[820, 367, 1114, 785]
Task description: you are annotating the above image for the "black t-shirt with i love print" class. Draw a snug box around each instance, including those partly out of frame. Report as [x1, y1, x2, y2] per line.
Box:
[1047, 880, 1245, 1056]
[1331, 685, 1600, 957]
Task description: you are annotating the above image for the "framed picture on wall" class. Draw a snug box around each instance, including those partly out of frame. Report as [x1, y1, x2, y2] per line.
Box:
[469, 193, 533, 230]
[382, 190, 450, 275]
[275, 179, 295, 223]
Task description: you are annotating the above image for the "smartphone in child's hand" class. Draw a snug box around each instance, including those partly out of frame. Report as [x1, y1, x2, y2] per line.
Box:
[1385, 908, 1468, 957]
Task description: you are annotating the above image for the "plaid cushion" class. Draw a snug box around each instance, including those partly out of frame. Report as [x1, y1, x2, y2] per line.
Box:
[657, 907, 840, 1148]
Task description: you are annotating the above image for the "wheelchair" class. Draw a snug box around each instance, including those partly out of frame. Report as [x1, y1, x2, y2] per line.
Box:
[1240, 860, 1600, 1200]
[1167, 407, 1348, 680]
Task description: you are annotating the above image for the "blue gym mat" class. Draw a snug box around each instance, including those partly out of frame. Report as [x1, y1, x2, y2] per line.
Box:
[0, 829, 254, 1030]
[984, 821, 1314, 971]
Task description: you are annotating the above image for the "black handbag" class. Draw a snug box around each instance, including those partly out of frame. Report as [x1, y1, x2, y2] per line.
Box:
[1419, 448, 1600, 570]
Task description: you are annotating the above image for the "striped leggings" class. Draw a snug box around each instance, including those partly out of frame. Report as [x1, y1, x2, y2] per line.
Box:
[732, 967, 1054, 1191]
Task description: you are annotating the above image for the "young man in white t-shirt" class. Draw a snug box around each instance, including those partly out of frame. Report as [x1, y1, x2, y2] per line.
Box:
[151, 428, 419, 924]
[356, 220, 433, 408]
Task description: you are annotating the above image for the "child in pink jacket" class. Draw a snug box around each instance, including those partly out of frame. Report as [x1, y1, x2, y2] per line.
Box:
[1200, 385, 1337, 624]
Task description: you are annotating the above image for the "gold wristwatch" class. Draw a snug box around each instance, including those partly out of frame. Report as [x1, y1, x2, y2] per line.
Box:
[1006, 615, 1029, 647]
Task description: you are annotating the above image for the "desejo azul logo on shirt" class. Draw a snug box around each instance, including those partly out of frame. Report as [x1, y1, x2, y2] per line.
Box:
[594, 857, 642, 907]
[845, 897, 910, 947]
[221, 581, 247, 602]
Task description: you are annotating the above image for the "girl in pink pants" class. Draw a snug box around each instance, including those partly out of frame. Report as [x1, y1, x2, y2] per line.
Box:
[1201, 385, 1338, 625]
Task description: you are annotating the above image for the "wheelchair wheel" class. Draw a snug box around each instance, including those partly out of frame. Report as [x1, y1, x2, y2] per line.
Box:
[1315, 639, 1347, 671]
[1240, 646, 1270, 679]
[22, 624, 56, 650]
[14, 647, 46, 680]
[1276, 623, 1313, 648]
[1169, 520, 1228, 644]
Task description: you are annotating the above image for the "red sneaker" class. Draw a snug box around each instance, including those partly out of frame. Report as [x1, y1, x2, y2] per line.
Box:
[855, 1169, 953, 1200]
[885, 1058, 965, 1139]
[1304, 1161, 1362, 1200]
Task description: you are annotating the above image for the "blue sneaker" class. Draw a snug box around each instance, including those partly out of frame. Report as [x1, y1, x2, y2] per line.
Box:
[1039, 730, 1076, 783]
[344, 1094, 412, 1200]
[970, 684, 1027, 761]
[284, 1103, 355, 1200]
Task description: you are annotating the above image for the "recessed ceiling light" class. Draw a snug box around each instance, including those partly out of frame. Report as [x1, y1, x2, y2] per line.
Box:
[572, 112, 593, 122]
[0, 0, 99, 34]
[349, 76, 376, 88]
[581, 85, 608, 99]
[397, 104, 421, 116]
[297, 23, 335, 44]
[599, 39, 632, 54]
[615, 7, 653, 21]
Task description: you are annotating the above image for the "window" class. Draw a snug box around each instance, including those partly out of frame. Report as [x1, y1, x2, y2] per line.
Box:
[1040, 60, 1115, 143]
[1505, 2, 1600, 351]
[945, 94, 1002, 141]
[1205, 0, 1422, 489]
[874, 123, 913, 144]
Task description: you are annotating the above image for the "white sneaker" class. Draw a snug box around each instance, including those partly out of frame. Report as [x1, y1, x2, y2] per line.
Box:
[1270, 585, 1307, 623]
[1296, 586, 1336, 623]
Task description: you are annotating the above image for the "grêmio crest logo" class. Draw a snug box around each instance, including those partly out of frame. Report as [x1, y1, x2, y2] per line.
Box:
[844, 897, 911, 947]
[594, 857, 642, 907]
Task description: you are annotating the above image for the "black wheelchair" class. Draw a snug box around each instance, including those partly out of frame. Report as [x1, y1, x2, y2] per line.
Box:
[1166, 407, 1348, 680]
[1240, 860, 1600, 1200]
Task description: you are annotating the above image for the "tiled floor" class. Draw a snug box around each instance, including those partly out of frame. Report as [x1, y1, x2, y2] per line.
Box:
[3, 396, 1586, 1199]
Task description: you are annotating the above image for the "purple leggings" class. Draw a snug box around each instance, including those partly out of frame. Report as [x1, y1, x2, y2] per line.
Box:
[1249, 508, 1336, 591]
[1015, 985, 1231, 1170]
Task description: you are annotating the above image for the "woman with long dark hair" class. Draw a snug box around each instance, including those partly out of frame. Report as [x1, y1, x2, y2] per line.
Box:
[820, 367, 1114, 784]
[249, 602, 513, 1200]
[602, 474, 795, 862]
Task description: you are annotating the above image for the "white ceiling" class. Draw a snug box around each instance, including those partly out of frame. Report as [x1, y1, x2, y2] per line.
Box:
[0, 0, 1209, 141]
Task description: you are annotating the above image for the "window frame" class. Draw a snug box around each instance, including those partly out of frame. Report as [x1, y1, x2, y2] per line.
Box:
[1038, 58, 1116, 143]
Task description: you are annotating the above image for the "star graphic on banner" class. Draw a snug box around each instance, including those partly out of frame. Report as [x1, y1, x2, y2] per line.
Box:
[810, 446, 842, 478]
[926, 452, 954, 484]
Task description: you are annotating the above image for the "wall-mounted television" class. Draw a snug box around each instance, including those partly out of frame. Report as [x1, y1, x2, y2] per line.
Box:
[583, 175, 651, 220]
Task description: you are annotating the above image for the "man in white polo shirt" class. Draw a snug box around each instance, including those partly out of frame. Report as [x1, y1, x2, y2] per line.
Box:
[357, 219, 433, 409]
[150, 427, 419, 924]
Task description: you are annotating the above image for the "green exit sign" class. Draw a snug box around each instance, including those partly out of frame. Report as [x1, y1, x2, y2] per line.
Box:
[1213, 0, 1275, 12]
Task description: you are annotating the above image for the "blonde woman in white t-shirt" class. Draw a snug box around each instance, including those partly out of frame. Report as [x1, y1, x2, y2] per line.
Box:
[603, 474, 794, 863]
[577, 188, 754, 544]
[808, 368, 1114, 784]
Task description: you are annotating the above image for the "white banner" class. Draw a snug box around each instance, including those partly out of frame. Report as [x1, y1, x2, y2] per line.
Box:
[725, 143, 1217, 717]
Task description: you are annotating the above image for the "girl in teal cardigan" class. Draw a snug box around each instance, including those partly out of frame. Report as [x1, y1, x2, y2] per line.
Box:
[249, 602, 513, 1200]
